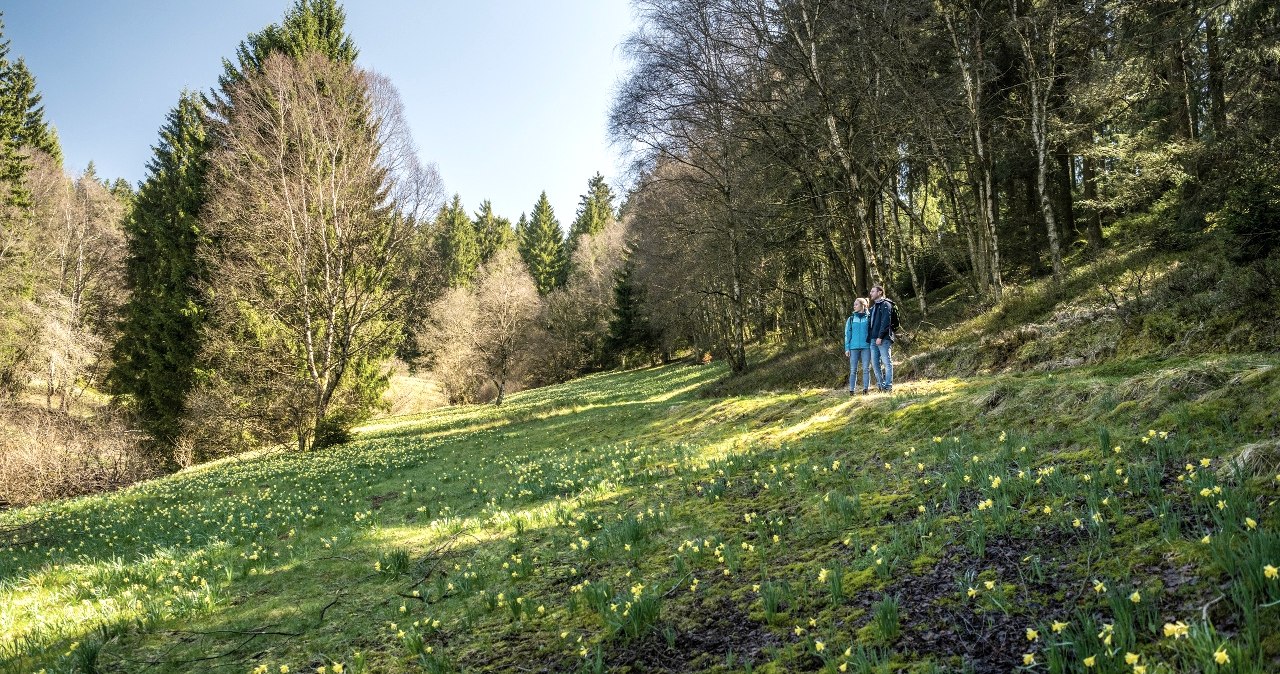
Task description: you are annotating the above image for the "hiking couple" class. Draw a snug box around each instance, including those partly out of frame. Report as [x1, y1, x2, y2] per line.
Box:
[844, 285, 896, 394]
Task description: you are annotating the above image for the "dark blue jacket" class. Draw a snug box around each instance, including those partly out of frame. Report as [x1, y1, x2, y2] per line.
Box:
[867, 298, 895, 344]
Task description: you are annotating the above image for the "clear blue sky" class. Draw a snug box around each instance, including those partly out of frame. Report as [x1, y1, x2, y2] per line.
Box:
[2, 0, 637, 225]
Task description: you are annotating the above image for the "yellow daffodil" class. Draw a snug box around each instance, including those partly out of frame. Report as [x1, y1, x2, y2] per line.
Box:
[1083, 655, 1096, 668]
[1214, 649, 1229, 665]
[967, 587, 978, 598]
[1129, 590, 1141, 603]
[1022, 653, 1035, 665]
[1051, 620, 1069, 633]
[1262, 563, 1277, 579]
[1026, 628, 1039, 641]
[1245, 517, 1257, 530]
[815, 641, 825, 652]
[1124, 652, 1139, 665]
[984, 580, 996, 590]
[1162, 621, 1189, 639]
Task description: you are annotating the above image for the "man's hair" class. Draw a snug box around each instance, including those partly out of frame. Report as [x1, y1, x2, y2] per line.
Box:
[870, 284, 884, 293]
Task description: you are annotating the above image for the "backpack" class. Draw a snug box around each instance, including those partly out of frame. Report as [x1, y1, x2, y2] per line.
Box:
[889, 300, 902, 333]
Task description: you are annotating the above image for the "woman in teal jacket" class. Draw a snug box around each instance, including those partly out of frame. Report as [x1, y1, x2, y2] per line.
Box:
[844, 298, 873, 394]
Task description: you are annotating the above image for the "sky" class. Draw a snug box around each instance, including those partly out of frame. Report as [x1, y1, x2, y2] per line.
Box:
[2, 0, 639, 226]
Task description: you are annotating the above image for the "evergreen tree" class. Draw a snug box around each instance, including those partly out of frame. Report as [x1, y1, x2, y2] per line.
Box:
[109, 92, 211, 452]
[567, 172, 615, 257]
[436, 194, 480, 287]
[217, 0, 358, 91]
[473, 199, 513, 264]
[518, 192, 567, 294]
[605, 257, 660, 365]
[5, 58, 60, 162]
[0, 14, 61, 206]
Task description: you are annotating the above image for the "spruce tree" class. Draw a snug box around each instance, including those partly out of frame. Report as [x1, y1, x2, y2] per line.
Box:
[109, 92, 211, 452]
[436, 194, 479, 287]
[518, 192, 567, 294]
[605, 258, 659, 364]
[0, 15, 61, 206]
[473, 199, 513, 264]
[567, 172, 615, 257]
[217, 0, 358, 91]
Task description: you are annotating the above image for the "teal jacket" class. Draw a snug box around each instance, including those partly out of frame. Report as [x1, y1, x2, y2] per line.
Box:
[844, 312, 870, 351]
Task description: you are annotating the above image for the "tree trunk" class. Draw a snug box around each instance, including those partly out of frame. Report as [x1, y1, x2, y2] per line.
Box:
[1081, 155, 1104, 250]
[1056, 147, 1075, 245]
[1205, 13, 1227, 136]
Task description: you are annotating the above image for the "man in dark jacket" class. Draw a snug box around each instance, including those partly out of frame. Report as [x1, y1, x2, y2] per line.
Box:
[866, 285, 894, 392]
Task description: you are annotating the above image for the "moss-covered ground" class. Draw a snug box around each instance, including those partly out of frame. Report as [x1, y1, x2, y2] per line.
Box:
[3, 352, 1280, 673]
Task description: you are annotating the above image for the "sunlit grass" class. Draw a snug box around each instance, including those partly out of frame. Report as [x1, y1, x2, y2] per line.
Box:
[3, 354, 1279, 673]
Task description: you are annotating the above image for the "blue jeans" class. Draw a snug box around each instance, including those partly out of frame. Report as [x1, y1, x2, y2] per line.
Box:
[848, 348, 871, 391]
[870, 341, 893, 390]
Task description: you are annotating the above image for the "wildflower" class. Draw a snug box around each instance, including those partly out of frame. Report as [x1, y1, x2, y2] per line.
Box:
[1051, 620, 1069, 633]
[1200, 457, 1211, 467]
[1083, 655, 1096, 668]
[332, 666, 343, 674]
[818, 568, 830, 584]
[815, 640, 825, 652]
[281, 667, 290, 674]
[1217, 500, 1226, 511]
[1129, 590, 1141, 603]
[1264, 564, 1278, 580]
[984, 580, 996, 590]
[1214, 649, 1229, 665]
[1093, 580, 1107, 594]
[1023, 653, 1035, 666]
[1043, 505, 1053, 515]
[1162, 621, 1189, 639]
[1245, 517, 1257, 530]
[989, 476, 1002, 489]
[967, 586, 978, 598]
[1201, 534, 1211, 544]
[1073, 518, 1083, 528]
[1026, 628, 1039, 642]
[794, 625, 806, 636]
[1133, 666, 1146, 674]
[1124, 652, 1139, 665]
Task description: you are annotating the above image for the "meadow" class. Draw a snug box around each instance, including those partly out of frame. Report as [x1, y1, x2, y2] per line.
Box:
[2, 353, 1279, 673]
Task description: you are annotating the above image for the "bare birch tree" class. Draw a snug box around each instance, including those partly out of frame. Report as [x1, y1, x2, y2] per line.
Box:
[198, 52, 421, 452]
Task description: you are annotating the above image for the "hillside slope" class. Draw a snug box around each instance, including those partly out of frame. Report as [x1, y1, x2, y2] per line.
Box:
[2, 353, 1280, 673]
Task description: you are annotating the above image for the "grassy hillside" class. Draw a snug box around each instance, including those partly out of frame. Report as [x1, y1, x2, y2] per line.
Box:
[3, 353, 1280, 673]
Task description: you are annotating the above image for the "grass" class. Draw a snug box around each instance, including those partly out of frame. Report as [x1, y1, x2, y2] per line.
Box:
[2, 352, 1280, 673]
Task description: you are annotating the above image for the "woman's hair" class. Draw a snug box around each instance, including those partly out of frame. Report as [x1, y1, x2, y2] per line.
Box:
[853, 297, 869, 312]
